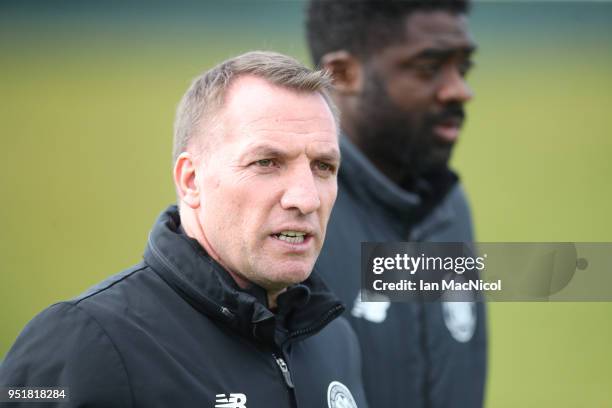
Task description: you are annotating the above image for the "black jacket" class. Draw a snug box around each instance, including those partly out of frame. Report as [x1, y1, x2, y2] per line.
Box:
[1, 206, 367, 408]
[315, 137, 487, 408]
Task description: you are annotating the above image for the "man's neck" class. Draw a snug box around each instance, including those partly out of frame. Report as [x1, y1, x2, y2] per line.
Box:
[267, 288, 287, 310]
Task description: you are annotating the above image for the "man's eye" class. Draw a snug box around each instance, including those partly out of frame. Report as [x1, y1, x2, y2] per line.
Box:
[459, 60, 474, 77]
[255, 159, 275, 167]
[413, 62, 443, 78]
[314, 161, 335, 174]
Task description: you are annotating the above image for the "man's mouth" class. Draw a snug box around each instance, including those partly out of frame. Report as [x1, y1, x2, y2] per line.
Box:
[433, 116, 463, 143]
[272, 230, 308, 244]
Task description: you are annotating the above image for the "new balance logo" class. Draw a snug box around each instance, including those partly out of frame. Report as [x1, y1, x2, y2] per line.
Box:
[215, 393, 247, 408]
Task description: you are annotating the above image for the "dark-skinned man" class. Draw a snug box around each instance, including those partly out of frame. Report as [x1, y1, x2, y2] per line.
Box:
[306, 1, 486, 407]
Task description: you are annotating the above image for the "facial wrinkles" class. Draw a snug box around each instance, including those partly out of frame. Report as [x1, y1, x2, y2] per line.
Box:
[239, 138, 335, 159]
[232, 129, 339, 176]
[192, 77, 338, 296]
[306, 140, 341, 165]
[244, 115, 335, 131]
[207, 137, 329, 270]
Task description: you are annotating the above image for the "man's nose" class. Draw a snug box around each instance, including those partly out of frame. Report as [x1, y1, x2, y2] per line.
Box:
[437, 69, 474, 104]
[280, 165, 321, 215]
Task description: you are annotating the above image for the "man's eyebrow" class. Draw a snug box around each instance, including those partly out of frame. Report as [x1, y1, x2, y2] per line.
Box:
[414, 46, 477, 60]
[314, 148, 341, 164]
[244, 144, 287, 158]
[237, 144, 290, 164]
[241, 142, 341, 164]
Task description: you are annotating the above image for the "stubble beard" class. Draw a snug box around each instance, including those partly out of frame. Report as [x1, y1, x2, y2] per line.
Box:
[353, 75, 456, 183]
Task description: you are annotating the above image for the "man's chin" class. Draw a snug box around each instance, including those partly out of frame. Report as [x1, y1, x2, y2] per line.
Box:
[258, 259, 314, 287]
[420, 144, 454, 174]
[277, 266, 313, 286]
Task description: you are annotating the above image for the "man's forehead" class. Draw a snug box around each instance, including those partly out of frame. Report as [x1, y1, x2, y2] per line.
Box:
[224, 76, 329, 114]
[220, 76, 337, 139]
[398, 10, 475, 53]
[236, 118, 339, 154]
[240, 114, 335, 132]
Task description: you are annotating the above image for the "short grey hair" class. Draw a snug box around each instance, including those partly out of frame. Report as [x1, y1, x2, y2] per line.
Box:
[173, 50, 338, 164]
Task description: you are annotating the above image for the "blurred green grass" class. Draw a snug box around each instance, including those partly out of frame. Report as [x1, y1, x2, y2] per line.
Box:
[1, 2, 611, 407]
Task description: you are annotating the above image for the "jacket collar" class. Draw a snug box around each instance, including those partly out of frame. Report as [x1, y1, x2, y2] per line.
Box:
[143, 206, 344, 348]
[339, 135, 458, 223]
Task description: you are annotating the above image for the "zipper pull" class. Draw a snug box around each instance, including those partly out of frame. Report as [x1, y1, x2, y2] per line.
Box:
[220, 306, 234, 319]
[273, 354, 295, 389]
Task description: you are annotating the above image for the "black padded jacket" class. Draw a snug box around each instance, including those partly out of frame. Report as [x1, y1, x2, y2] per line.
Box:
[1, 206, 368, 408]
[315, 137, 487, 408]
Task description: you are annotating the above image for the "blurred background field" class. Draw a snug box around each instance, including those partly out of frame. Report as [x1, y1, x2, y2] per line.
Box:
[1, 1, 611, 406]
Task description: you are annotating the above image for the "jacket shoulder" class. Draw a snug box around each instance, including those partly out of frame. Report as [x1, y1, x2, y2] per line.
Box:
[412, 182, 475, 241]
[0, 284, 138, 407]
[0, 302, 133, 407]
[442, 182, 475, 240]
[71, 262, 147, 304]
[448, 182, 473, 221]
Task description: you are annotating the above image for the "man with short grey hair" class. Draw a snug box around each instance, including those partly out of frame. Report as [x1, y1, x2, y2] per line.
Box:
[1, 51, 367, 408]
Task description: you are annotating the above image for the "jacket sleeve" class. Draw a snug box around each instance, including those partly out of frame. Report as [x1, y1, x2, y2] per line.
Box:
[0, 302, 132, 408]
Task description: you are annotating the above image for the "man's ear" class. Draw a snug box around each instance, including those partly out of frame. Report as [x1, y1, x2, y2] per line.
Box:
[321, 51, 363, 94]
[174, 151, 200, 209]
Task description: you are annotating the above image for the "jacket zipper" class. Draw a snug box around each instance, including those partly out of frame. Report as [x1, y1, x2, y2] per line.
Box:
[269, 303, 342, 408]
[272, 352, 297, 408]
